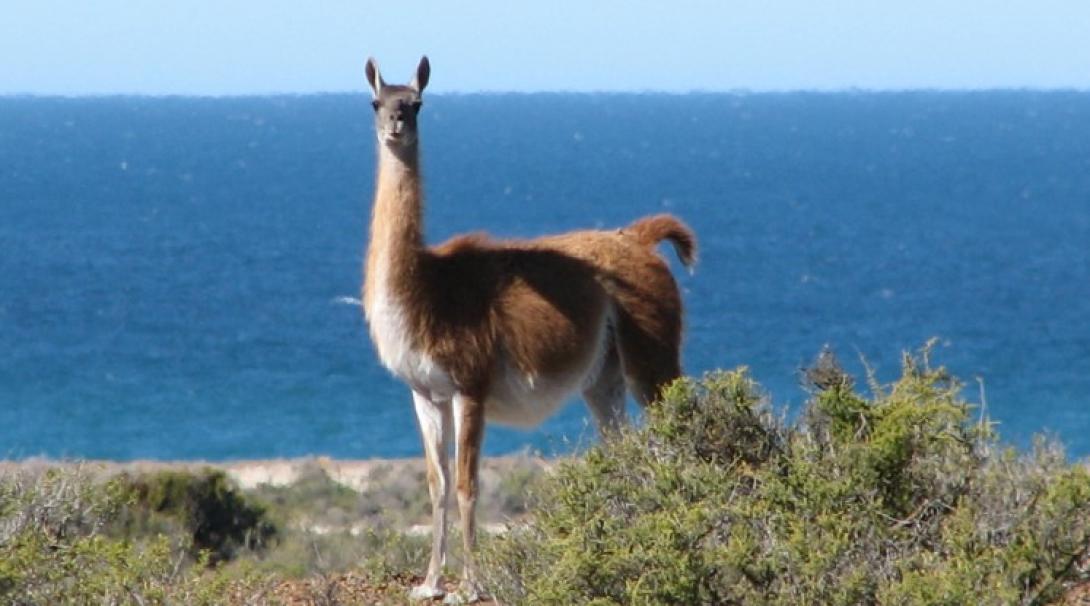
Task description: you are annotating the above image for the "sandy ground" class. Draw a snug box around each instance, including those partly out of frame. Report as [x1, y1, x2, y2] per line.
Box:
[0, 455, 551, 535]
[0, 454, 552, 489]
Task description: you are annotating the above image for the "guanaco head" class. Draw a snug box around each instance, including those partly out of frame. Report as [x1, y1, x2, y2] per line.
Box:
[365, 56, 430, 149]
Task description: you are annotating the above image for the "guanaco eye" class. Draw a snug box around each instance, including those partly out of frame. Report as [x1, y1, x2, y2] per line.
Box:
[411, 101, 422, 113]
[371, 100, 380, 111]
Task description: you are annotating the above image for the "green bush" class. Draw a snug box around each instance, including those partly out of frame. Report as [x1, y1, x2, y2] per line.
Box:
[0, 467, 272, 605]
[481, 346, 1090, 605]
[123, 469, 276, 563]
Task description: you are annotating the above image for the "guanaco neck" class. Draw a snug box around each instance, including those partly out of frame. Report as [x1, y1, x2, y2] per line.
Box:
[363, 141, 427, 318]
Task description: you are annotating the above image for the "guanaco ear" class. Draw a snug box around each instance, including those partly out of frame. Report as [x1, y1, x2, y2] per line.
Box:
[410, 56, 430, 93]
[365, 57, 384, 98]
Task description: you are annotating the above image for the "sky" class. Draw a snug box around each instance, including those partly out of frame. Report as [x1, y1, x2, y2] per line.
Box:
[2, 1, 1090, 95]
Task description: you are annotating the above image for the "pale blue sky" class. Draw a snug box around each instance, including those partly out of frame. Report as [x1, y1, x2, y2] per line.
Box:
[2, 0, 1089, 95]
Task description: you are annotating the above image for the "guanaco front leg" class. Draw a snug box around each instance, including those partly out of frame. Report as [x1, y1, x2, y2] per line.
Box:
[410, 391, 452, 601]
[448, 393, 485, 604]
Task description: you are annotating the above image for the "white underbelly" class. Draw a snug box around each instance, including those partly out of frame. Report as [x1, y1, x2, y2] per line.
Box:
[485, 304, 615, 427]
[484, 368, 587, 427]
[483, 329, 611, 427]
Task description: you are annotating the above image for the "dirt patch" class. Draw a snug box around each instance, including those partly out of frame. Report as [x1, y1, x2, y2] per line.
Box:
[271, 572, 498, 605]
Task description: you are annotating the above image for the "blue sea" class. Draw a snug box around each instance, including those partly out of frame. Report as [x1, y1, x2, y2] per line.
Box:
[2, 92, 1089, 460]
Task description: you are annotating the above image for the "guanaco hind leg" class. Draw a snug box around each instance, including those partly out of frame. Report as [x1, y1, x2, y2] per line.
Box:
[583, 338, 628, 436]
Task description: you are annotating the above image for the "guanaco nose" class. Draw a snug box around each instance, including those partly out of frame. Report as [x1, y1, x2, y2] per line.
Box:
[391, 111, 406, 133]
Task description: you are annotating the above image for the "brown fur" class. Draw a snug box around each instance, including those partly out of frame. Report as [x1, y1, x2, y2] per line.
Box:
[367, 202, 696, 397]
[372, 225, 696, 402]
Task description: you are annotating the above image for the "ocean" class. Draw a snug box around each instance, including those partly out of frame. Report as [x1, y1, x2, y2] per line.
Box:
[2, 92, 1089, 460]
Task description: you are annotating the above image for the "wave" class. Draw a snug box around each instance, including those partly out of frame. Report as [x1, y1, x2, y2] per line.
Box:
[332, 296, 362, 307]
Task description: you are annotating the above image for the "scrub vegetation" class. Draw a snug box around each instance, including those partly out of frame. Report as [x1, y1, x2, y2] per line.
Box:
[481, 345, 1090, 605]
[2, 345, 1089, 604]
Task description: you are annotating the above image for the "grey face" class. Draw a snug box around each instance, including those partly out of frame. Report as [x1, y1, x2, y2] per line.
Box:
[366, 56, 430, 148]
[371, 86, 422, 145]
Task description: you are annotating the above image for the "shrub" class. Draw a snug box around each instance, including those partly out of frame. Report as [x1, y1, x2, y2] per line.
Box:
[0, 466, 273, 605]
[481, 346, 1090, 605]
[123, 469, 276, 563]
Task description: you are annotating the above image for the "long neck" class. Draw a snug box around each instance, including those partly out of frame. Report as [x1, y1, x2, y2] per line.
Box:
[364, 142, 426, 314]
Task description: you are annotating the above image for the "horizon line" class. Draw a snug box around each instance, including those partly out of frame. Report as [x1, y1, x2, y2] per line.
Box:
[3, 86, 1090, 100]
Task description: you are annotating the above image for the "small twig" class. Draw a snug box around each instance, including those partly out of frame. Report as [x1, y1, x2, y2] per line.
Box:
[975, 376, 989, 427]
[311, 535, 327, 570]
[169, 542, 187, 582]
[127, 585, 148, 606]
